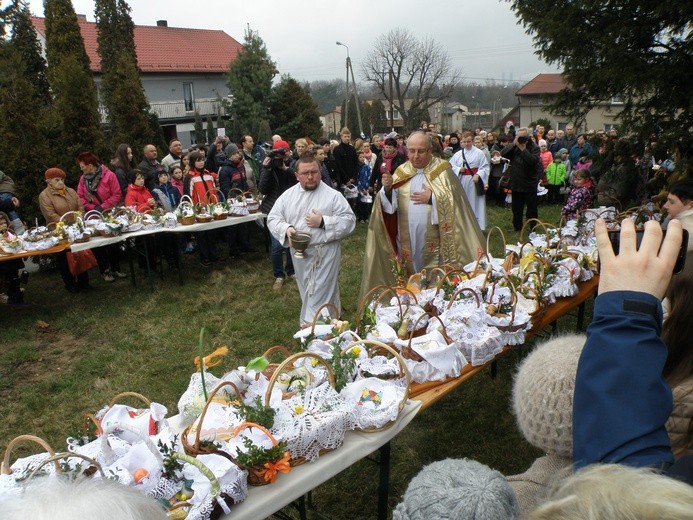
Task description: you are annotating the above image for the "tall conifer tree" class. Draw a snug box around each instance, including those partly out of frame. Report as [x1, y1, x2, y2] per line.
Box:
[0, 2, 52, 221]
[95, 0, 153, 154]
[227, 27, 276, 139]
[44, 0, 105, 175]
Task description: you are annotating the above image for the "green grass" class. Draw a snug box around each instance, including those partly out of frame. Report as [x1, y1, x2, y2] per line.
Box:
[0, 202, 588, 519]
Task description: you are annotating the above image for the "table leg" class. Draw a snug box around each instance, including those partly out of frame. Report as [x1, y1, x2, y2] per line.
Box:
[143, 239, 154, 292]
[177, 240, 185, 285]
[378, 441, 391, 520]
[126, 239, 136, 288]
[490, 360, 498, 380]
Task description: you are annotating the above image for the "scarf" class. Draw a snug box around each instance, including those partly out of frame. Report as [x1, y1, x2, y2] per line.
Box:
[82, 166, 103, 204]
[383, 150, 397, 174]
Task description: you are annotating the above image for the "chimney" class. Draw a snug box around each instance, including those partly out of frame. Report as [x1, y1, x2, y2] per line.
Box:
[76, 14, 87, 21]
[156, 20, 168, 27]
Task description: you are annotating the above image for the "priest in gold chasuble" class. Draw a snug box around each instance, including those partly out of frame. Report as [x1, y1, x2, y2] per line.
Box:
[359, 132, 485, 300]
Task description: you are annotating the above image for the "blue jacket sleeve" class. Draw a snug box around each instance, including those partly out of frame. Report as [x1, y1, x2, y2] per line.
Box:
[573, 291, 674, 470]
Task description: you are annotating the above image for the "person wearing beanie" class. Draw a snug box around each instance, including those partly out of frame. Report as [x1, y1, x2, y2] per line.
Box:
[538, 139, 552, 171]
[506, 333, 587, 516]
[38, 167, 91, 293]
[448, 133, 461, 154]
[393, 458, 519, 520]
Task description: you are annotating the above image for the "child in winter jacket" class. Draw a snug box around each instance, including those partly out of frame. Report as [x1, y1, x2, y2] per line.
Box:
[561, 169, 596, 221]
[152, 170, 182, 212]
[545, 151, 567, 204]
[125, 170, 156, 212]
[355, 150, 373, 222]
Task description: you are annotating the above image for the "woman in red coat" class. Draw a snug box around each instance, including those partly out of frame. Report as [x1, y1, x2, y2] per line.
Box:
[76, 151, 127, 282]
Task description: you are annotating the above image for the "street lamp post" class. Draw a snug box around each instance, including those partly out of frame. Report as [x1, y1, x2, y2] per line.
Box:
[336, 41, 363, 136]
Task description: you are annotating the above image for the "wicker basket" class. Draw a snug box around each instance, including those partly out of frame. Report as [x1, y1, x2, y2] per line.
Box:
[263, 352, 343, 466]
[182, 381, 243, 458]
[342, 339, 410, 432]
[1, 434, 60, 476]
[401, 313, 452, 362]
[229, 422, 290, 486]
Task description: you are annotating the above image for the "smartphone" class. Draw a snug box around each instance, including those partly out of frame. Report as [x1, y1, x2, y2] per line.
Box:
[607, 227, 688, 274]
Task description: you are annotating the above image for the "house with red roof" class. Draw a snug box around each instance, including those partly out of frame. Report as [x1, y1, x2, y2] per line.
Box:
[515, 73, 621, 132]
[31, 15, 243, 148]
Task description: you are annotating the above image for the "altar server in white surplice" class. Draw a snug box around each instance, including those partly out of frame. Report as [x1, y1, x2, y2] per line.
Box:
[267, 154, 356, 323]
[449, 131, 490, 230]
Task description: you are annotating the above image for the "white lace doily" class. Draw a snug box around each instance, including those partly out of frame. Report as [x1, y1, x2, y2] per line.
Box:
[341, 378, 406, 430]
[271, 384, 356, 462]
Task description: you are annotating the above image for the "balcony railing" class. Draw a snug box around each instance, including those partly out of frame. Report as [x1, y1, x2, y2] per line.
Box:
[149, 98, 223, 121]
[98, 98, 225, 124]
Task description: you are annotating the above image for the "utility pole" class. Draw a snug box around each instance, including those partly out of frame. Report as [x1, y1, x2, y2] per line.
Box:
[337, 41, 363, 136]
[337, 42, 349, 130]
[389, 70, 394, 132]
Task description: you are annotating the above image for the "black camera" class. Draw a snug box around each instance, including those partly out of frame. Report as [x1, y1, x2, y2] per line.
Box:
[517, 136, 529, 144]
[267, 148, 288, 169]
[267, 148, 288, 158]
[608, 227, 688, 274]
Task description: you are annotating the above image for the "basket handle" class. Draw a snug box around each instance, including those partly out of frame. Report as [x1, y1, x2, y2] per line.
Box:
[83, 413, 103, 437]
[108, 391, 152, 408]
[1, 435, 59, 475]
[485, 226, 507, 260]
[355, 284, 398, 333]
[407, 313, 452, 346]
[26, 451, 106, 481]
[59, 210, 84, 226]
[519, 218, 549, 243]
[310, 303, 340, 334]
[230, 421, 279, 447]
[264, 352, 335, 406]
[170, 452, 220, 498]
[341, 339, 411, 393]
[227, 188, 245, 201]
[83, 209, 103, 222]
[261, 345, 291, 361]
[99, 423, 164, 466]
[446, 287, 481, 310]
[204, 189, 224, 204]
[189, 381, 243, 450]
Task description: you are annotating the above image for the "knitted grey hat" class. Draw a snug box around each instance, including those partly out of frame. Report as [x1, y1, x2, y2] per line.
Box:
[512, 334, 586, 457]
[224, 143, 239, 156]
[393, 458, 519, 520]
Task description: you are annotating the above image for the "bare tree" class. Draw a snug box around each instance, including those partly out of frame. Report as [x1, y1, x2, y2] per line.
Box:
[361, 28, 461, 131]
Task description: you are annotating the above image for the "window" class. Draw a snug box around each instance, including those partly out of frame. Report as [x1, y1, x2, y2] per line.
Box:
[183, 82, 194, 112]
[603, 123, 619, 132]
[557, 122, 569, 131]
[189, 130, 197, 145]
[385, 109, 400, 120]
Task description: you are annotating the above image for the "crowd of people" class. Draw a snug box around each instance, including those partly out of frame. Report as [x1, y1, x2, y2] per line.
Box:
[1, 120, 692, 516]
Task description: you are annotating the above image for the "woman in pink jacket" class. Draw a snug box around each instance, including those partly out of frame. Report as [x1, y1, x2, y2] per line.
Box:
[76, 151, 127, 282]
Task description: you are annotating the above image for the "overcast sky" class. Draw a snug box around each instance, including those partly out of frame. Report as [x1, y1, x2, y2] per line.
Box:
[18, 0, 559, 84]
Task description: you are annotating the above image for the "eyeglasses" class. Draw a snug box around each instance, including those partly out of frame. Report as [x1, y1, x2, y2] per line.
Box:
[297, 170, 319, 177]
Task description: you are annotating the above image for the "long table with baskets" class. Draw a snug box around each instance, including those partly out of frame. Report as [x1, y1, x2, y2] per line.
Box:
[412, 275, 599, 411]
[167, 400, 421, 520]
[67, 213, 267, 289]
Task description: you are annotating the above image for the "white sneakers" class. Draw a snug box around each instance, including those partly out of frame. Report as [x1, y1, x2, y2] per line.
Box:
[273, 277, 284, 290]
